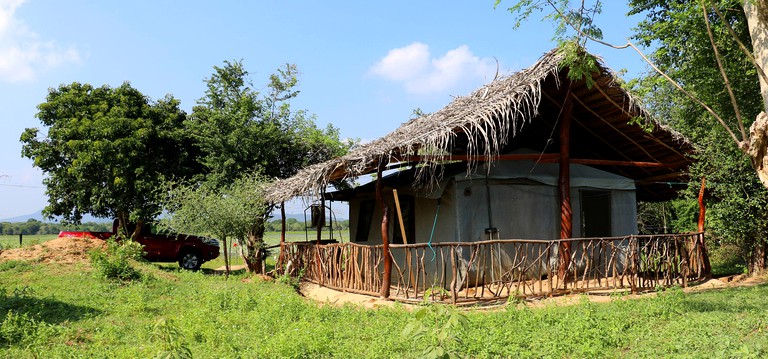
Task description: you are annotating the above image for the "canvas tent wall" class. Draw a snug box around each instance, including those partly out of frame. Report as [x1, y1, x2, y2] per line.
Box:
[333, 156, 638, 288]
[343, 156, 637, 246]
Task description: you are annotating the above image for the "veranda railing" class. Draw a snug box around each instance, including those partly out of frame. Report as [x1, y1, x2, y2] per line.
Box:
[277, 233, 709, 304]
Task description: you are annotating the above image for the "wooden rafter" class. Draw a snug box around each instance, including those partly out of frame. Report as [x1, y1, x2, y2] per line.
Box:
[591, 82, 688, 159]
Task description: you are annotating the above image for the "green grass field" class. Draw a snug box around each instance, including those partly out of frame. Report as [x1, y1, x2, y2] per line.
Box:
[1, 241, 767, 357]
[0, 234, 58, 250]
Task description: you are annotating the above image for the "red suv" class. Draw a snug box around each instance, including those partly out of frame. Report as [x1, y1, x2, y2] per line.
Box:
[59, 220, 220, 270]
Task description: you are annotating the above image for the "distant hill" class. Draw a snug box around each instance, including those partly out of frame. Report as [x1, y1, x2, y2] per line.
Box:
[1, 210, 344, 224]
[270, 213, 348, 222]
[0, 210, 110, 223]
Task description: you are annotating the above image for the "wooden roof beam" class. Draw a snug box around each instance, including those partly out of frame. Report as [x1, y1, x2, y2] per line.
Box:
[591, 82, 688, 159]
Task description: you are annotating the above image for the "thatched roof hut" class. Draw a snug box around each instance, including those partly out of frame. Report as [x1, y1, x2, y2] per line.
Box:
[266, 48, 692, 204]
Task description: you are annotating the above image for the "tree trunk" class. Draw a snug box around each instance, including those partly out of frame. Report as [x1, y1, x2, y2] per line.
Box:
[222, 237, 230, 279]
[117, 211, 129, 238]
[744, 1, 768, 189]
[130, 220, 143, 241]
[744, 0, 768, 114]
[749, 239, 767, 275]
[245, 216, 267, 274]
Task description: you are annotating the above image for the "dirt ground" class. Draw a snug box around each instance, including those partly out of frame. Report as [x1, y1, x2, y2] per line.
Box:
[297, 274, 768, 310]
[0, 235, 105, 264]
[2, 237, 765, 310]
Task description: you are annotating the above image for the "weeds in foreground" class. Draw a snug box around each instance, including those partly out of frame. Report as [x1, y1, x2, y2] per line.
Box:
[402, 304, 469, 359]
[89, 237, 146, 282]
[151, 318, 192, 359]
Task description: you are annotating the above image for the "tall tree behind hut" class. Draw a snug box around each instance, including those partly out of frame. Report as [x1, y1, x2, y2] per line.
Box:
[629, 0, 768, 274]
[184, 61, 353, 273]
[495, 0, 768, 274]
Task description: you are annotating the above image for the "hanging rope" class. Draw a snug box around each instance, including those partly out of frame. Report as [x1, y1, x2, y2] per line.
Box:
[428, 198, 441, 261]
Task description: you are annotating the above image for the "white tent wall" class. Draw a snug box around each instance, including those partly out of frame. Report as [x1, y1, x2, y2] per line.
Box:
[455, 180, 560, 241]
[347, 186, 458, 246]
[343, 160, 639, 289]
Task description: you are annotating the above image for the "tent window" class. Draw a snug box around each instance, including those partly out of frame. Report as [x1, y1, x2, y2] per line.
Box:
[580, 190, 612, 237]
[393, 195, 415, 244]
[355, 200, 375, 242]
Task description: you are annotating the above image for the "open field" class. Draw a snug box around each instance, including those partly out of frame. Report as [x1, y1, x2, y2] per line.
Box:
[1, 231, 347, 269]
[1, 239, 767, 358]
[0, 234, 58, 250]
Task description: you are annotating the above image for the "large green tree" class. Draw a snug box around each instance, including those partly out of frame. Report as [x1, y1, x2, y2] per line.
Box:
[20, 83, 198, 237]
[498, 0, 768, 186]
[628, 0, 768, 273]
[183, 61, 353, 273]
[497, 0, 768, 273]
[187, 61, 350, 186]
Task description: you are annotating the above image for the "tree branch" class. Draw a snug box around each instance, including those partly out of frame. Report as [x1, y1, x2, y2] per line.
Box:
[700, 0, 746, 141]
[545, 0, 744, 148]
[710, 0, 768, 86]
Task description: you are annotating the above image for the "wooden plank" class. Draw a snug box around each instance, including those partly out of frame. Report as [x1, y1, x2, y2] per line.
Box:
[392, 189, 407, 244]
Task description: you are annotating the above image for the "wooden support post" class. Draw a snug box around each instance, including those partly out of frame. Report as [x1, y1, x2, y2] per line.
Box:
[394, 189, 418, 289]
[697, 177, 712, 276]
[316, 192, 325, 245]
[698, 177, 706, 233]
[558, 88, 574, 281]
[280, 202, 286, 245]
[377, 162, 392, 299]
[279, 201, 286, 269]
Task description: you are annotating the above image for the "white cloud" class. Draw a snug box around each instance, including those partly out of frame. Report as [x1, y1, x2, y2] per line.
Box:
[0, 0, 81, 82]
[370, 42, 496, 95]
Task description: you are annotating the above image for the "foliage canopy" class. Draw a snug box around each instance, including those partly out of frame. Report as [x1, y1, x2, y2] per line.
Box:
[20, 82, 198, 229]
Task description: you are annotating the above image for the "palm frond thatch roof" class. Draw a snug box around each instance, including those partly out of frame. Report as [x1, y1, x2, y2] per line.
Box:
[266, 48, 692, 203]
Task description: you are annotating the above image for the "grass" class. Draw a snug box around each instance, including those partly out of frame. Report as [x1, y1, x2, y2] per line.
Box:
[202, 230, 350, 270]
[0, 234, 58, 250]
[1, 250, 767, 358]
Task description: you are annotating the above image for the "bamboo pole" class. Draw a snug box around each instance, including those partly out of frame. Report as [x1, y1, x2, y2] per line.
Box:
[393, 189, 407, 244]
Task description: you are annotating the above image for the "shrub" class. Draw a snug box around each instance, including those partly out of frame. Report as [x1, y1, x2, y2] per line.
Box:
[402, 304, 468, 359]
[89, 237, 145, 282]
[0, 311, 41, 345]
[709, 242, 748, 276]
[151, 318, 192, 359]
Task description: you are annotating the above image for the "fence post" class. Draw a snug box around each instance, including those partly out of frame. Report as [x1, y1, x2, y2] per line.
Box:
[19, 233, 22, 247]
[629, 235, 637, 294]
[450, 246, 457, 305]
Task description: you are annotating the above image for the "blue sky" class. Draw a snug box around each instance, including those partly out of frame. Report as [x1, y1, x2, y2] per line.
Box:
[0, 0, 648, 220]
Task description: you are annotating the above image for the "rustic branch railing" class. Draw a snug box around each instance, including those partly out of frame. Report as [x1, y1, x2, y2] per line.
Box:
[277, 233, 709, 304]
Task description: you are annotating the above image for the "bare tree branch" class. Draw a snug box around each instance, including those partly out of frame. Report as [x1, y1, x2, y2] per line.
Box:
[700, 0, 747, 141]
[544, 0, 744, 148]
[710, 0, 768, 86]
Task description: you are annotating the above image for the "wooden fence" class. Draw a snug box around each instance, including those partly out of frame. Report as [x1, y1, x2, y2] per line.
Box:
[277, 233, 709, 304]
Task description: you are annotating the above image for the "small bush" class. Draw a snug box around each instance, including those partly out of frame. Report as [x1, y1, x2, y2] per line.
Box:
[402, 304, 468, 359]
[0, 311, 40, 345]
[276, 270, 302, 291]
[151, 318, 192, 359]
[709, 243, 748, 276]
[89, 237, 145, 282]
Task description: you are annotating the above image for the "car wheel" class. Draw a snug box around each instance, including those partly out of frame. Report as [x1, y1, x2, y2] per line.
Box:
[178, 250, 202, 270]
